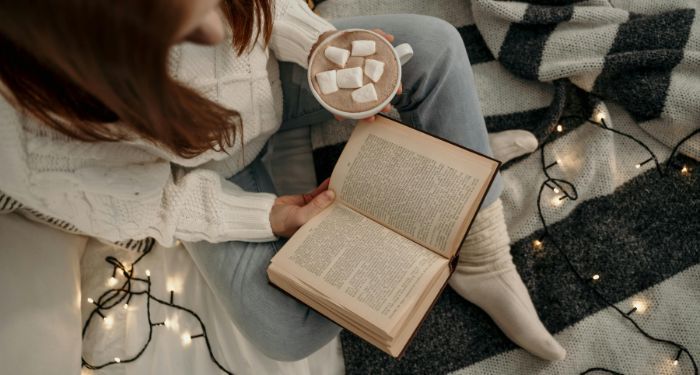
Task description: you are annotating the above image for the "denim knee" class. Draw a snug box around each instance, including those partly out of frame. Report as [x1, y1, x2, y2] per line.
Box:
[408, 15, 469, 63]
[246, 316, 341, 361]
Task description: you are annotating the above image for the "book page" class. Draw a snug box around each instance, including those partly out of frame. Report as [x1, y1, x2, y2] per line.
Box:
[269, 263, 451, 357]
[329, 116, 499, 258]
[270, 203, 447, 332]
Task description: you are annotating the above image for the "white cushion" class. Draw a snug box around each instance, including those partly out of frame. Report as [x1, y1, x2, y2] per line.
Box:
[0, 214, 86, 375]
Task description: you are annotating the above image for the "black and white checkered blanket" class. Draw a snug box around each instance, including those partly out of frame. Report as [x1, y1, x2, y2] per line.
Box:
[472, 0, 699, 159]
[310, 1, 700, 373]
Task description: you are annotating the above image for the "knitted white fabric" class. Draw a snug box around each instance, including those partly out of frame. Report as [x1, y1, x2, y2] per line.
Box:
[448, 199, 566, 361]
[0, 0, 335, 247]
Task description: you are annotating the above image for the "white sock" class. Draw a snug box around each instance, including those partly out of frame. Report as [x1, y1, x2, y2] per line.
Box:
[488, 130, 538, 164]
[448, 199, 566, 361]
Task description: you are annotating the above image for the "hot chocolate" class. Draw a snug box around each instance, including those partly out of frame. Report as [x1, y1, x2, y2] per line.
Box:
[309, 30, 399, 114]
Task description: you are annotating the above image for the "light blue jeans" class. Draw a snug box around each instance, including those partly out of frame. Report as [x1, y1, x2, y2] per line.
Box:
[184, 14, 502, 361]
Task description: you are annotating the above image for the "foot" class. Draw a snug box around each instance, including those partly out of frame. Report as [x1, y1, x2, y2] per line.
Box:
[448, 199, 566, 361]
[449, 269, 566, 361]
[488, 130, 538, 164]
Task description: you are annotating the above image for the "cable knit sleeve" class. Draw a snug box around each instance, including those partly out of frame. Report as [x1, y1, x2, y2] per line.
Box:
[0, 106, 278, 247]
[269, 0, 336, 69]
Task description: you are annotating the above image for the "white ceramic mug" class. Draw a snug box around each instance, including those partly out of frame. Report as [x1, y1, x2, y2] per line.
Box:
[307, 28, 414, 120]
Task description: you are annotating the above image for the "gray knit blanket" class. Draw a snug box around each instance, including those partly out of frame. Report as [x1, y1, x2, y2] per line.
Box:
[473, 0, 699, 159]
[311, 0, 700, 373]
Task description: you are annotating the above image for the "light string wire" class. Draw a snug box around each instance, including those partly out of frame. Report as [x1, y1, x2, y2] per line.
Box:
[536, 115, 699, 375]
[80, 249, 234, 374]
[666, 128, 700, 170]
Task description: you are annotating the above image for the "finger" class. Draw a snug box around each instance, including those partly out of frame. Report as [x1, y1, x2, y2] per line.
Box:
[371, 28, 385, 37]
[316, 177, 331, 193]
[294, 190, 336, 227]
[371, 28, 394, 43]
[397, 84, 403, 95]
[364, 115, 375, 122]
[303, 178, 331, 203]
[334, 114, 344, 121]
[278, 194, 306, 206]
[381, 104, 392, 113]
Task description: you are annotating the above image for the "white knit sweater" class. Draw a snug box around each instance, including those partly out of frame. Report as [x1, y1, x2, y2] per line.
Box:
[0, 0, 335, 246]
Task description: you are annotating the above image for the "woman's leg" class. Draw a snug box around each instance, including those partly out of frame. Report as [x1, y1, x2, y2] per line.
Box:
[331, 15, 565, 360]
[183, 158, 341, 362]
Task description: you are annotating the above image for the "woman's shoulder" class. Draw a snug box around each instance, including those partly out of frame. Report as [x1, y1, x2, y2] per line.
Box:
[1, 93, 237, 176]
[169, 30, 271, 86]
[0, 95, 162, 166]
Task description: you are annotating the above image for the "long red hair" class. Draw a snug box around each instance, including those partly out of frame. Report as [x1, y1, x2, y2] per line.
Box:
[0, 0, 273, 158]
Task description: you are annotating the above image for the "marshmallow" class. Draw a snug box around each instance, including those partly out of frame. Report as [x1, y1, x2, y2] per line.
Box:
[315, 70, 339, 95]
[336, 67, 363, 89]
[351, 83, 378, 104]
[324, 46, 350, 67]
[351, 40, 376, 57]
[364, 59, 385, 83]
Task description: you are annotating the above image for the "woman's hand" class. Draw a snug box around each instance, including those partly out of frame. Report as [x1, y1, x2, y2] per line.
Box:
[309, 29, 403, 123]
[269, 178, 335, 238]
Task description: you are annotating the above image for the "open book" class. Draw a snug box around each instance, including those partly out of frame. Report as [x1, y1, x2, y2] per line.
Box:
[267, 115, 500, 357]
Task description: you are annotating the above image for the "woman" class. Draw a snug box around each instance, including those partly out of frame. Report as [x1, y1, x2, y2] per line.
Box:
[0, 0, 564, 362]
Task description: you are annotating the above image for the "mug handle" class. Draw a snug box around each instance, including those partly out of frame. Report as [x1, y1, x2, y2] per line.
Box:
[394, 43, 413, 65]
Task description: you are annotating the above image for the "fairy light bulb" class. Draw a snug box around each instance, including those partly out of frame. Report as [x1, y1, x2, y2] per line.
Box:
[556, 124, 564, 132]
[681, 165, 690, 176]
[166, 277, 183, 295]
[595, 110, 606, 123]
[145, 269, 151, 277]
[107, 277, 118, 287]
[123, 303, 129, 310]
[553, 187, 561, 194]
[103, 315, 114, 328]
[635, 163, 641, 169]
[551, 157, 565, 172]
[164, 316, 179, 331]
[114, 357, 121, 363]
[631, 299, 647, 314]
[87, 297, 94, 304]
[551, 196, 564, 207]
[181, 333, 192, 346]
[673, 359, 679, 366]
[532, 239, 543, 250]
[592, 274, 600, 281]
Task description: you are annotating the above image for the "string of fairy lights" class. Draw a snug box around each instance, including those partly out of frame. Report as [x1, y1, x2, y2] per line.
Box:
[78, 107, 698, 374]
[534, 108, 698, 375]
[81, 248, 235, 374]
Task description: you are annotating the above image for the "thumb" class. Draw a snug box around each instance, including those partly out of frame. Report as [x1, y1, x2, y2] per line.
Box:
[294, 190, 335, 226]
